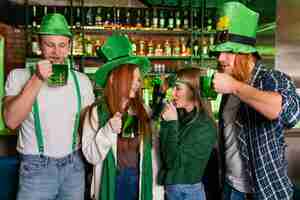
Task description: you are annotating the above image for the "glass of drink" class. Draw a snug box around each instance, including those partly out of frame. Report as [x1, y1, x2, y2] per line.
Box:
[199, 68, 217, 100]
[47, 64, 69, 87]
[121, 113, 137, 138]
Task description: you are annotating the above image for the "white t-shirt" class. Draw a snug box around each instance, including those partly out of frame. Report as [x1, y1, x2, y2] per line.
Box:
[5, 68, 95, 158]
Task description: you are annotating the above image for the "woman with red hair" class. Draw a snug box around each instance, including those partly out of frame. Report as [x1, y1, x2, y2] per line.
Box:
[82, 35, 164, 200]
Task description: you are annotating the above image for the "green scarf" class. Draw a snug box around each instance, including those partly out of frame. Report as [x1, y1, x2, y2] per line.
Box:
[97, 100, 153, 200]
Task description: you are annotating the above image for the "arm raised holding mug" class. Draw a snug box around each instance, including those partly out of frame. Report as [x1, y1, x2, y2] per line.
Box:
[3, 60, 52, 129]
[213, 71, 282, 120]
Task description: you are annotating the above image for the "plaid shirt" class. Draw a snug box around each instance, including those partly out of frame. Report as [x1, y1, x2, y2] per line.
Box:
[219, 61, 300, 200]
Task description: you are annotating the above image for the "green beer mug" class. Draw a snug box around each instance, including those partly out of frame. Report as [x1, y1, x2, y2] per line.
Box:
[199, 68, 217, 100]
[121, 113, 138, 138]
[47, 64, 69, 87]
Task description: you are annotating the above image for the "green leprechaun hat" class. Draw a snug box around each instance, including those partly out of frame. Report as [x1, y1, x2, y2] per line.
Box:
[37, 13, 72, 37]
[95, 34, 151, 87]
[210, 1, 259, 54]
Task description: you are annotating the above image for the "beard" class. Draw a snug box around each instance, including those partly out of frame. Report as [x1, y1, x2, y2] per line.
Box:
[218, 57, 253, 83]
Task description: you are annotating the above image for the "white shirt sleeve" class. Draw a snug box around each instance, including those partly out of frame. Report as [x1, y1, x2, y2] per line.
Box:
[82, 106, 117, 165]
[77, 72, 95, 107]
[5, 68, 31, 97]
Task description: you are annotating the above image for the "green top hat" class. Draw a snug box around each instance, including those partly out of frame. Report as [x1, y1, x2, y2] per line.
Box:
[95, 34, 151, 87]
[37, 13, 72, 38]
[210, 2, 259, 54]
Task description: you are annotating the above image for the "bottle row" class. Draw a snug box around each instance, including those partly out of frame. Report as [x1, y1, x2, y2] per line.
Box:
[28, 5, 216, 31]
[72, 35, 215, 58]
[31, 33, 215, 58]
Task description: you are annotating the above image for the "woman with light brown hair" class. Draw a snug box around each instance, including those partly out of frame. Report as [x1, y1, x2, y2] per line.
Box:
[81, 35, 164, 200]
[158, 67, 217, 200]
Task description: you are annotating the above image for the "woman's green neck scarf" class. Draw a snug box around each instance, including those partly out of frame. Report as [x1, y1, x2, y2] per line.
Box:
[97, 100, 153, 200]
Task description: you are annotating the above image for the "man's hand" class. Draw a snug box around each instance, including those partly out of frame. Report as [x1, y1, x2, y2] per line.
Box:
[213, 72, 241, 94]
[35, 60, 53, 81]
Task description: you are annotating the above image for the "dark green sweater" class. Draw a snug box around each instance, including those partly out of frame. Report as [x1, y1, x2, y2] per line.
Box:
[158, 109, 217, 185]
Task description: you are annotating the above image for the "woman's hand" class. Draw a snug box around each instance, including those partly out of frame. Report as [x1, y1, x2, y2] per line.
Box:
[161, 102, 178, 121]
[108, 112, 122, 134]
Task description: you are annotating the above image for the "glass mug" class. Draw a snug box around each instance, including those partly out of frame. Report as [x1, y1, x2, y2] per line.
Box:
[121, 113, 138, 138]
[47, 64, 69, 87]
[199, 68, 217, 100]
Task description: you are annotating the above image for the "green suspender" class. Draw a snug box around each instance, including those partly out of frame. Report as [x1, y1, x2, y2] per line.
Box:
[70, 69, 82, 151]
[30, 66, 82, 154]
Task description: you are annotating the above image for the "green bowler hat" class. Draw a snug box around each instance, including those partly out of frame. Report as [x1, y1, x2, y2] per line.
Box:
[210, 1, 259, 54]
[95, 34, 151, 87]
[37, 13, 72, 37]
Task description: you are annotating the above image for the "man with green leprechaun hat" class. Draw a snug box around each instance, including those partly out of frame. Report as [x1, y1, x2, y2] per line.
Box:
[81, 34, 164, 200]
[210, 2, 300, 200]
[3, 13, 94, 199]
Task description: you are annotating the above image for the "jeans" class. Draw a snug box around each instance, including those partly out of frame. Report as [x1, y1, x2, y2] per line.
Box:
[17, 151, 85, 200]
[224, 182, 253, 200]
[116, 168, 139, 200]
[166, 182, 206, 200]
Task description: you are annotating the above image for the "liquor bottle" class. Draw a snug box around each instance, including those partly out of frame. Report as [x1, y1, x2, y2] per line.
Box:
[138, 40, 145, 56]
[31, 35, 41, 56]
[86, 7, 93, 26]
[115, 8, 121, 28]
[151, 76, 167, 120]
[164, 40, 172, 56]
[104, 9, 112, 28]
[72, 33, 83, 55]
[136, 9, 142, 28]
[209, 33, 214, 46]
[63, 7, 70, 25]
[143, 76, 152, 106]
[147, 40, 154, 56]
[154, 43, 163, 56]
[173, 40, 181, 56]
[186, 38, 192, 56]
[193, 39, 199, 57]
[43, 6, 48, 17]
[152, 8, 158, 29]
[125, 8, 131, 28]
[159, 10, 165, 29]
[131, 38, 137, 56]
[144, 9, 151, 28]
[207, 19, 212, 32]
[175, 11, 181, 29]
[183, 10, 189, 30]
[32, 5, 37, 28]
[93, 40, 101, 56]
[85, 36, 93, 56]
[95, 7, 103, 26]
[202, 37, 208, 56]
[192, 8, 199, 30]
[75, 7, 81, 28]
[180, 37, 187, 56]
[167, 11, 174, 30]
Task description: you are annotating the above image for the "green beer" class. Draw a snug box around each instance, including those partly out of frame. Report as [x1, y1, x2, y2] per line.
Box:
[47, 64, 68, 87]
[121, 113, 137, 138]
[200, 69, 217, 100]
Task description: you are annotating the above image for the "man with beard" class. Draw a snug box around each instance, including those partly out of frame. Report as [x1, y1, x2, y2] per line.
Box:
[3, 13, 94, 199]
[210, 2, 300, 200]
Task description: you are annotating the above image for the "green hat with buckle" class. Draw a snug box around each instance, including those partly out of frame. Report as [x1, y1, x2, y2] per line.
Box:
[95, 34, 151, 87]
[210, 1, 259, 54]
[37, 13, 72, 37]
